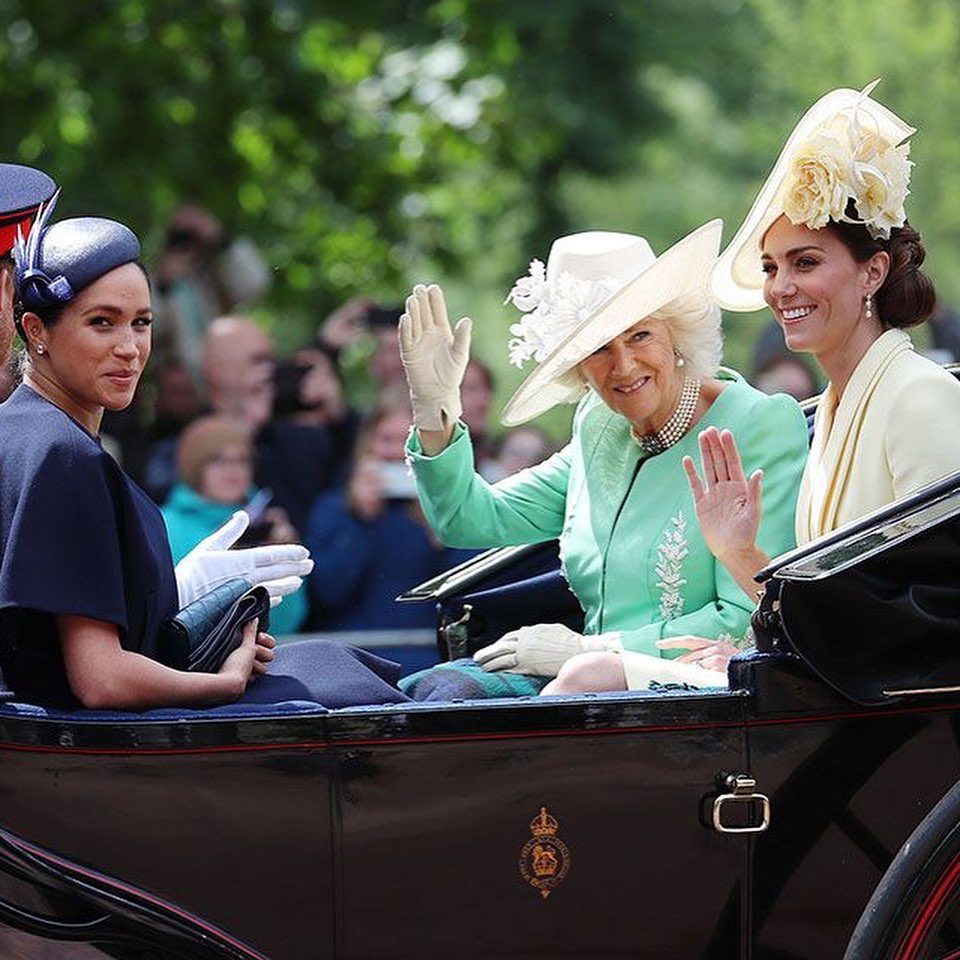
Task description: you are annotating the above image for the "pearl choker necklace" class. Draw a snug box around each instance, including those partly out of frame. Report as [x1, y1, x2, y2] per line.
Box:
[633, 376, 701, 455]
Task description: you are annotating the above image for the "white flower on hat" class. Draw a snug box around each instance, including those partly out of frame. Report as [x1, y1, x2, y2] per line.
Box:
[504, 258, 546, 312]
[781, 83, 913, 241]
[505, 260, 621, 370]
[507, 306, 550, 368]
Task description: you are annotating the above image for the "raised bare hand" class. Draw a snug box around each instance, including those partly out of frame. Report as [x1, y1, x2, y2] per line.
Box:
[682, 426, 762, 562]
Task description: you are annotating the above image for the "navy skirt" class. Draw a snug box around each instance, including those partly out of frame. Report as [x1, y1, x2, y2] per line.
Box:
[237, 639, 410, 707]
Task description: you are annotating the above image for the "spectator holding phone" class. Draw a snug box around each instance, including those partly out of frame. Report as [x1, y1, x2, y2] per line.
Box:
[161, 415, 308, 637]
[272, 343, 362, 490]
[314, 298, 409, 412]
[305, 396, 477, 631]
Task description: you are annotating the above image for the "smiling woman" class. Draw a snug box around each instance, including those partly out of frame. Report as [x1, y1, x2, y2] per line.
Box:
[0, 198, 408, 712]
[663, 83, 960, 681]
[396, 225, 810, 698]
[579, 319, 683, 432]
[686, 83, 960, 609]
[19, 260, 152, 433]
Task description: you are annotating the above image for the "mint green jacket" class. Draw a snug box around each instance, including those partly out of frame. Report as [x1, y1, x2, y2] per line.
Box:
[408, 371, 808, 657]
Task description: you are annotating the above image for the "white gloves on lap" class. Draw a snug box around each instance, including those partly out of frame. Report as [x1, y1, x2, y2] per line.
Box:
[473, 623, 622, 678]
[174, 512, 314, 608]
[399, 283, 472, 431]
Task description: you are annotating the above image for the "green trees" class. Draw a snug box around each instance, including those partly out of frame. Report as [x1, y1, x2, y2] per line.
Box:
[1, 1, 958, 423]
[0, 3, 647, 334]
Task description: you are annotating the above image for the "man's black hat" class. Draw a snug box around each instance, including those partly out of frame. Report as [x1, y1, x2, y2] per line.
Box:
[0, 163, 56, 257]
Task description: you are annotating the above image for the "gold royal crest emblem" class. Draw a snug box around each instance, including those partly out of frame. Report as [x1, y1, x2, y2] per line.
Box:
[518, 806, 570, 899]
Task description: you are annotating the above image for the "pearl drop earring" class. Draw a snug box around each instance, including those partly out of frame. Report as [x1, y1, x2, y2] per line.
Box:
[675, 352, 685, 368]
[865, 293, 873, 320]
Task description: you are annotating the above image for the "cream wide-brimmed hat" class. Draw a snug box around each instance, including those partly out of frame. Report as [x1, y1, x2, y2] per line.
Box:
[500, 219, 723, 426]
[711, 81, 916, 313]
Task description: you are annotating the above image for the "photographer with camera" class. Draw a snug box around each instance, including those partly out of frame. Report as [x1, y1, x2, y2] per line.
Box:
[161, 415, 308, 637]
[154, 205, 271, 382]
[304, 396, 477, 631]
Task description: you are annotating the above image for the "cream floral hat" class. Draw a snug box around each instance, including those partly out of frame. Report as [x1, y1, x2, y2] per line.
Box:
[501, 220, 723, 426]
[712, 81, 916, 312]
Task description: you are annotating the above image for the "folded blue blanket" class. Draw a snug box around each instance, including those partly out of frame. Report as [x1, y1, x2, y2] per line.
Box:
[399, 658, 548, 701]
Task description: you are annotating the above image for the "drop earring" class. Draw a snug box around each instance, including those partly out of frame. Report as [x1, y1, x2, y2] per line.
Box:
[864, 293, 873, 320]
[674, 350, 685, 368]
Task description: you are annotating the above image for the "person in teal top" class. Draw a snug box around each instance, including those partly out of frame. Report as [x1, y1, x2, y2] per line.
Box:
[399, 221, 809, 695]
[161, 415, 309, 638]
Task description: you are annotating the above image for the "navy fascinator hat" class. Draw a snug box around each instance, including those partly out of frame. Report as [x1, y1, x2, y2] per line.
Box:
[13, 192, 141, 316]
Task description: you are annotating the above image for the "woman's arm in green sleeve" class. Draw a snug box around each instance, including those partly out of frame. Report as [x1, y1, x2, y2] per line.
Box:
[407, 422, 572, 548]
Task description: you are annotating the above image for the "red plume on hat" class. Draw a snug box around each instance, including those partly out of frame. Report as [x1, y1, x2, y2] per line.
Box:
[0, 163, 56, 258]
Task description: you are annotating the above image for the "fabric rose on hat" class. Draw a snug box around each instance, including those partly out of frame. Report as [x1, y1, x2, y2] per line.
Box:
[782, 132, 852, 231]
[849, 142, 912, 239]
[779, 85, 914, 241]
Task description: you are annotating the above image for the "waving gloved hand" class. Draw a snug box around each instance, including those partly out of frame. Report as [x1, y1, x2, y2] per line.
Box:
[473, 623, 622, 678]
[174, 511, 314, 608]
[399, 283, 472, 431]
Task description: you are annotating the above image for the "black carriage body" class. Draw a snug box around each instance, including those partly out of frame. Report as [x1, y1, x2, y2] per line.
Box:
[0, 663, 958, 957]
[2, 471, 960, 957]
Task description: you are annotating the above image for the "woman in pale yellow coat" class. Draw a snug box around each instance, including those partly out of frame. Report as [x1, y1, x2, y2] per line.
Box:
[666, 83, 960, 672]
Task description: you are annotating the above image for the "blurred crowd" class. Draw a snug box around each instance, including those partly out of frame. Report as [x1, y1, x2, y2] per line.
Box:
[7, 202, 958, 637]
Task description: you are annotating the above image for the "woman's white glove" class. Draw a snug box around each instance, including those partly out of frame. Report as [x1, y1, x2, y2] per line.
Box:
[399, 283, 472, 431]
[174, 511, 314, 608]
[473, 624, 622, 677]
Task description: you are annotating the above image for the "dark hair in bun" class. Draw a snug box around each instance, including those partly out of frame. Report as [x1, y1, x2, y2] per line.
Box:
[826, 219, 936, 329]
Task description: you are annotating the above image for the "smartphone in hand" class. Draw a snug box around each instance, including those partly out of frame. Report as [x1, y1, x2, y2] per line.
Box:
[233, 489, 275, 548]
[378, 463, 418, 500]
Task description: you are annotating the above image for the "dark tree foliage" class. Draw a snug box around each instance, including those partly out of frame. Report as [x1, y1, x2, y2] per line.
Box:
[0, 0, 746, 340]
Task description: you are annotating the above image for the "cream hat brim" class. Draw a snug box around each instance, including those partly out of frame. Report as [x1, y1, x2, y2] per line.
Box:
[711, 85, 916, 313]
[501, 218, 723, 426]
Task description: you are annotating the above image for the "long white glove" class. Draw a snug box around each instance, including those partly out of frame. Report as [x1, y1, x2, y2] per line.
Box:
[473, 623, 622, 678]
[399, 283, 472, 431]
[174, 511, 314, 608]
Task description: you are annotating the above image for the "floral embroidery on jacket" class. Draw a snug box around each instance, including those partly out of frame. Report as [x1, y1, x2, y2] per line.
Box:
[656, 512, 688, 620]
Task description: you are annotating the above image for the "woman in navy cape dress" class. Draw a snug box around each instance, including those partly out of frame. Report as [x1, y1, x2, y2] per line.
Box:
[0, 199, 407, 711]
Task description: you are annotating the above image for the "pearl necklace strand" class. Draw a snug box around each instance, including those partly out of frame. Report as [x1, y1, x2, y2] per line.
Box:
[633, 376, 702, 456]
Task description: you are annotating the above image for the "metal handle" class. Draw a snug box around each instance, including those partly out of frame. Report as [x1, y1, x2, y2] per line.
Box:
[712, 773, 771, 834]
[440, 604, 473, 660]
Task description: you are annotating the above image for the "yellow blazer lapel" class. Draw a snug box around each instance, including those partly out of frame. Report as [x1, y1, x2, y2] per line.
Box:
[797, 329, 912, 542]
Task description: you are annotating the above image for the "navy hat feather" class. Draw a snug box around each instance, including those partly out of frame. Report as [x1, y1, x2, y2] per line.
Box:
[14, 193, 141, 314]
[0, 163, 56, 257]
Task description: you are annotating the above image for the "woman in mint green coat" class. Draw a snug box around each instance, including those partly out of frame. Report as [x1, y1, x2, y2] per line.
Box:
[399, 221, 809, 693]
